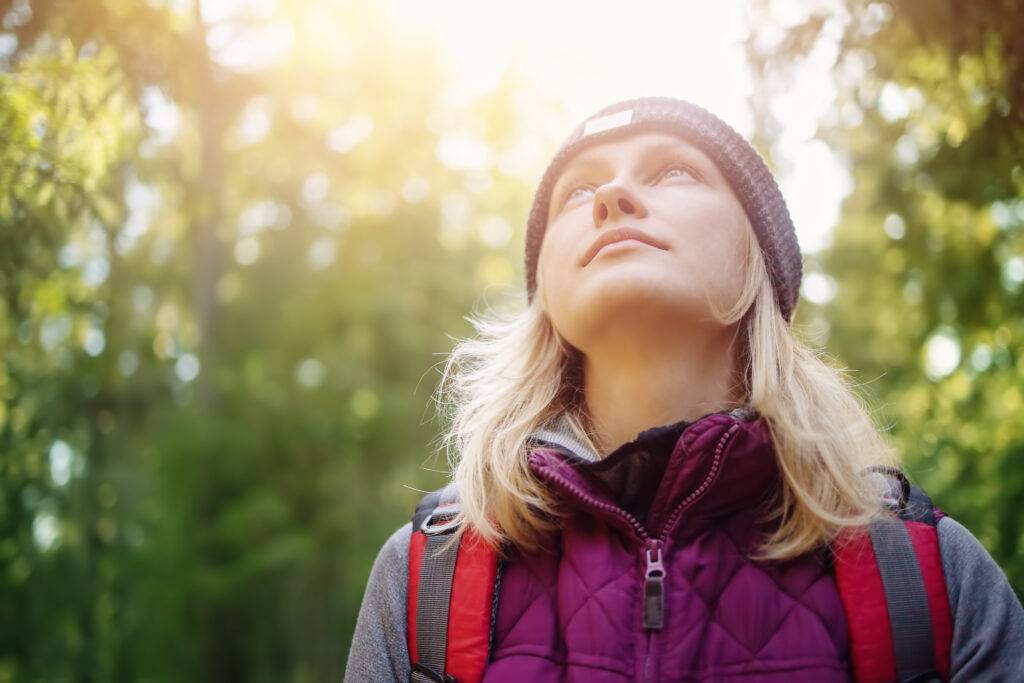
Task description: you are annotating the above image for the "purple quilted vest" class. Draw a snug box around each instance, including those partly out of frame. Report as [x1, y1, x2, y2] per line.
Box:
[483, 410, 851, 681]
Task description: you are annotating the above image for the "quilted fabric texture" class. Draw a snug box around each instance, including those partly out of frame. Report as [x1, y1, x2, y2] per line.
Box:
[482, 411, 851, 681]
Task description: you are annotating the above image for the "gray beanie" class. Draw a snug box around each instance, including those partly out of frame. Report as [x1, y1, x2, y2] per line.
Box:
[523, 96, 803, 323]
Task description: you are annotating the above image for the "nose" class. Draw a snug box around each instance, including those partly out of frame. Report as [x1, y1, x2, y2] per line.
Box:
[592, 181, 648, 226]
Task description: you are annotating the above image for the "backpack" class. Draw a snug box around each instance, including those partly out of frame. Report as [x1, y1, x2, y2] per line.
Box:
[406, 466, 953, 683]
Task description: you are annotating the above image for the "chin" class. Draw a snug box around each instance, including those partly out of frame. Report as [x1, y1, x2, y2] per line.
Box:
[581, 265, 688, 301]
[570, 273, 697, 322]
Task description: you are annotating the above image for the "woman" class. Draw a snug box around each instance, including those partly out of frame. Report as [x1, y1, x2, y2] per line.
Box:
[345, 96, 1024, 681]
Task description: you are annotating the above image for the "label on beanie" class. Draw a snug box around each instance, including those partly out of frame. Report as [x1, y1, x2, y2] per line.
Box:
[582, 108, 633, 137]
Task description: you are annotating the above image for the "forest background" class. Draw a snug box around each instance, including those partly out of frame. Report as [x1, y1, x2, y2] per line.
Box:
[1, 0, 1021, 680]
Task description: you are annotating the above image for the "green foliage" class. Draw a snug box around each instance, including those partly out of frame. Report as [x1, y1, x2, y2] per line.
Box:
[0, 35, 142, 683]
[0, 0, 547, 680]
[748, 0, 1024, 599]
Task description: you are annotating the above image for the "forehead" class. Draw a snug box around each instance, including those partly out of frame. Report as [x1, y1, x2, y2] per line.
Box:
[558, 130, 713, 175]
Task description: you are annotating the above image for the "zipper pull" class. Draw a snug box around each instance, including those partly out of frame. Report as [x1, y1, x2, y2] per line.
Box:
[643, 543, 665, 630]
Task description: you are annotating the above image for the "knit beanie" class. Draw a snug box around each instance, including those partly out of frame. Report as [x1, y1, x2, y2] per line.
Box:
[523, 96, 803, 324]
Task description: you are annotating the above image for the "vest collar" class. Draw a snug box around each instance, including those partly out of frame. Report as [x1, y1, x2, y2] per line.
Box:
[529, 405, 758, 463]
[526, 406, 780, 542]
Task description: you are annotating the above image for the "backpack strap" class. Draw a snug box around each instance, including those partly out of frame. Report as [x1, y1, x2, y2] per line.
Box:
[832, 467, 953, 683]
[407, 485, 499, 683]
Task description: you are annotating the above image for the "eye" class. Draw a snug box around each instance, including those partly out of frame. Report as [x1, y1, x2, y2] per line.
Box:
[659, 163, 699, 182]
[562, 184, 594, 206]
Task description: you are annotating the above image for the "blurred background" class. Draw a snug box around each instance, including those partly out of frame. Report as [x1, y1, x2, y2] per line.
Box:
[0, 0, 1021, 680]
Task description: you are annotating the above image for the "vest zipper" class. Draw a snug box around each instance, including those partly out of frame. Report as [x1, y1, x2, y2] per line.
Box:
[658, 423, 740, 537]
[528, 421, 740, 680]
[643, 541, 665, 629]
[641, 538, 663, 681]
[528, 459, 652, 542]
[530, 422, 740, 545]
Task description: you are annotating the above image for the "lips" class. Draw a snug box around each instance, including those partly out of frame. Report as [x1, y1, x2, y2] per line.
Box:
[580, 227, 669, 267]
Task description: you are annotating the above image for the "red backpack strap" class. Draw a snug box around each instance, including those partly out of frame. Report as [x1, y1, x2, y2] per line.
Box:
[832, 467, 953, 683]
[407, 485, 500, 683]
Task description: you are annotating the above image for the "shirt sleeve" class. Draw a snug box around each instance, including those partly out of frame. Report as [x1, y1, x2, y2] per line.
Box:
[937, 515, 1024, 681]
[344, 522, 413, 683]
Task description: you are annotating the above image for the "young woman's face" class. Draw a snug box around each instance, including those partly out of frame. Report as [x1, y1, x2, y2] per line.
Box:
[536, 130, 750, 348]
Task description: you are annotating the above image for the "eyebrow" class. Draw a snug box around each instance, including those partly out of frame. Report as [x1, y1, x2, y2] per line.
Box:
[552, 138, 708, 205]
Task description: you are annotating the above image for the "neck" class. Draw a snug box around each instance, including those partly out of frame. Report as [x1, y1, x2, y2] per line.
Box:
[581, 323, 744, 456]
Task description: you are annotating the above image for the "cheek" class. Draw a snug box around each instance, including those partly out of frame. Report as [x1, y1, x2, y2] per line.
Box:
[674, 203, 748, 290]
[705, 213, 750, 293]
[536, 234, 565, 303]
[538, 222, 574, 276]
[536, 231, 583, 324]
[716, 214, 748, 262]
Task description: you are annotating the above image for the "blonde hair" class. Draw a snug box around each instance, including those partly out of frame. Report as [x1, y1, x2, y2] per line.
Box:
[430, 216, 899, 561]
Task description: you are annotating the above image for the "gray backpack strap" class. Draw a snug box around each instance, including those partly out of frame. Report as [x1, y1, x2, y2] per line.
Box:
[868, 517, 940, 682]
[410, 485, 461, 683]
[864, 466, 942, 683]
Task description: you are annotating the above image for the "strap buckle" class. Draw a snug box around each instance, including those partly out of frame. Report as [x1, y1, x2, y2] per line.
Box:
[420, 503, 460, 536]
[864, 465, 911, 511]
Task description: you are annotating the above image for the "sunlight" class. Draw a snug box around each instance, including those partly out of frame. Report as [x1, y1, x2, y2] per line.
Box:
[192, 0, 851, 254]
[390, 0, 851, 254]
